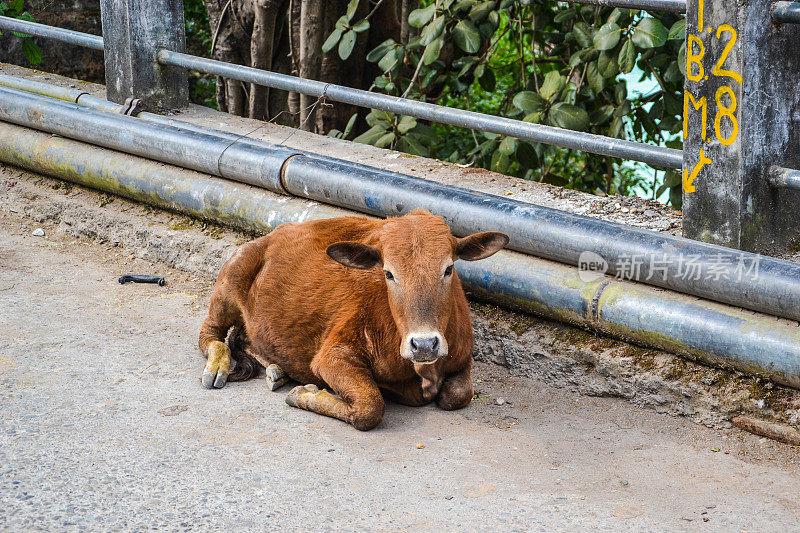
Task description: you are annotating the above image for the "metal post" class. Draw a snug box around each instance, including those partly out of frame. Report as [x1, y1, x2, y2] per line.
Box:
[682, 0, 800, 253]
[99, 0, 188, 110]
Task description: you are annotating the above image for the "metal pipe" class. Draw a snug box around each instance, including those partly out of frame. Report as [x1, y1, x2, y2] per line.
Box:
[3, 86, 800, 324]
[0, 74, 96, 104]
[0, 122, 350, 235]
[0, 86, 298, 192]
[0, 15, 104, 50]
[562, 0, 686, 13]
[769, 166, 800, 190]
[2, 121, 798, 389]
[459, 252, 800, 390]
[156, 50, 683, 170]
[772, 1, 800, 23]
[0, 73, 261, 140]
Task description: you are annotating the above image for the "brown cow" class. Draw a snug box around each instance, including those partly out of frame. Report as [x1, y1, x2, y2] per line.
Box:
[198, 210, 508, 430]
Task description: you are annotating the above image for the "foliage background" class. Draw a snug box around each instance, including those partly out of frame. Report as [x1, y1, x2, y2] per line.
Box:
[0, 0, 44, 66]
[185, 0, 683, 206]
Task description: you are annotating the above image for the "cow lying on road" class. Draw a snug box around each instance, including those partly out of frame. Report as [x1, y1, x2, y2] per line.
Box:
[198, 210, 508, 430]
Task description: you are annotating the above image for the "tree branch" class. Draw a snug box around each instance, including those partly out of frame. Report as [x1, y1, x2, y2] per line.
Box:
[299, 0, 325, 131]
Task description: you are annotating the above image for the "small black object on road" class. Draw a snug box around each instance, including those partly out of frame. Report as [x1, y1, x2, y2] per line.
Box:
[118, 274, 166, 286]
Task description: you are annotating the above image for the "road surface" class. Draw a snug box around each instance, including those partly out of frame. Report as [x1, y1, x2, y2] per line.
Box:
[1, 210, 798, 531]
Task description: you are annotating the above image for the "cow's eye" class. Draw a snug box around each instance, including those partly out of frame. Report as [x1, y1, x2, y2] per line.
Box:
[444, 265, 454, 277]
[384, 270, 394, 281]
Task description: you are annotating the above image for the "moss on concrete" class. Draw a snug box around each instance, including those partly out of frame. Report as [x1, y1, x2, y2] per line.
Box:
[551, 325, 596, 347]
[748, 378, 794, 415]
[471, 302, 540, 337]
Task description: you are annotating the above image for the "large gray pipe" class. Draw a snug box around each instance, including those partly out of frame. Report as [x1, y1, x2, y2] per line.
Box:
[2, 122, 799, 389]
[1, 85, 798, 323]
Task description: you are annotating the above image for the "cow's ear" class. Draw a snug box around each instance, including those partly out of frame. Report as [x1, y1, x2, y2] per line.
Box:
[455, 232, 509, 261]
[327, 242, 383, 269]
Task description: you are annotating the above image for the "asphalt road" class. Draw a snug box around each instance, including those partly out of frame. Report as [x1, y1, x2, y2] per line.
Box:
[1, 211, 799, 531]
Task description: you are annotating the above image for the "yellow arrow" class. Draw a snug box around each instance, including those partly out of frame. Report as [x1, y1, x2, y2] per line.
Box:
[683, 148, 712, 193]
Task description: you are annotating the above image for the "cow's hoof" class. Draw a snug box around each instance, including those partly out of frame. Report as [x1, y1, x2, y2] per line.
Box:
[202, 368, 228, 389]
[285, 384, 319, 407]
[265, 363, 288, 391]
[202, 341, 230, 389]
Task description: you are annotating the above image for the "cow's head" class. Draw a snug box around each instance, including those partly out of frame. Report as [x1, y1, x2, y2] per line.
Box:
[327, 211, 508, 364]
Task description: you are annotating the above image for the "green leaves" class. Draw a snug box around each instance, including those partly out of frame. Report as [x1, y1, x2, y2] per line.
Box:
[593, 22, 621, 51]
[667, 18, 685, 41]
[22, 38, 40, 64]
[586, 61, 605, 93]
[354, 110, 434, 157]
[498, 136, 518, 155]
[548, 103, 590, 131]
[632, 18, 667, 49]
[571, 22, 593, 48]
[397, 115, 417, 134]
[618, 38, 636, 73]
[420, 16, 445, 45]
[554, 7, 576, 23]
[597, 51, 618, 78]
[422, 36, 444, 65]
[512, 91, 546, 114]
[338, 30, 357, 60]
[322, 27, 344, 53]
[346, 0, 360, 19]
[408, 3, 436, 28]
[478, 65, 496, 91]
[369, 41, 404, 73]
[469, 1, 496, 22]
[590, 105, 615, 125]
[323, 0, 684, 199]
[322, 0, 369, 59]
[453, 19, 481, 53]
[539, 71, 564, 101]
[352, 19, 370, 32]
[0, 2, 41, 64]
[657, 170, 683, 209]
[375, 132, 396, 148]
[516, 142, 539, 169]
[328, 113, 359, 140]
[366, 39, 395, 62]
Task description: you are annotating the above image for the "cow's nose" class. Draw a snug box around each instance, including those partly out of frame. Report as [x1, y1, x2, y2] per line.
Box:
[409, 335, 440, 359]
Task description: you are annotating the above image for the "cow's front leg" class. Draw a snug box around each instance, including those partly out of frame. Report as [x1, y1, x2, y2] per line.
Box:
[436, 367, 474, 411]
[285, 346, 384, 431]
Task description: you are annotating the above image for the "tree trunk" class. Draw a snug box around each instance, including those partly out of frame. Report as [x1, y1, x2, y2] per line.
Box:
[400, 0, 418, 45]
[287, 0, 301, 119]
[298, 0, 324, 131]
[249, 0, 281, 120]
[204, 0, 401, 133]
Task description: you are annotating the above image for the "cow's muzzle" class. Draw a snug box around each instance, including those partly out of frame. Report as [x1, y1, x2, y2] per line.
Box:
[405, 332, 446, 363]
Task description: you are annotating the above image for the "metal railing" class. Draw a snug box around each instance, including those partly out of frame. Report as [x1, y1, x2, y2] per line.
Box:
[0, 14, 682, 170]
[0, 15, 103, 50]
[3, 1, 798, 168]
[563, 0, 686, 12]
[2, 0, 799, 164]
[156, 49, 683, 169]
